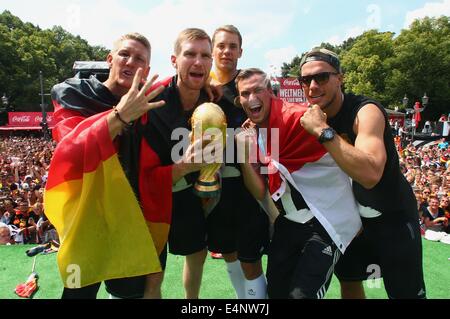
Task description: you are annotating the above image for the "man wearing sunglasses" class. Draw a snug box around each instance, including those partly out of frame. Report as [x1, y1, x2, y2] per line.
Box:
[300, 48, 426, 299]
[235, 68, 362, 299]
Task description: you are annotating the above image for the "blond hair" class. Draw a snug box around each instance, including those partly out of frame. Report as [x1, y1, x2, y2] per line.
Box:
[212, 25, 242, 47]
[174, 28, 211, 56]
[112, 33, 151, 59]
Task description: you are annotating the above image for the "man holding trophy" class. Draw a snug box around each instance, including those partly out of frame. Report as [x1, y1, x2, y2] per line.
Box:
[126, 28, 227, 299]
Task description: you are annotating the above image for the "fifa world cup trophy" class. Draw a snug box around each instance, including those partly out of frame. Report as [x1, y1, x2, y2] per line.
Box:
[190, 102, 227, 198]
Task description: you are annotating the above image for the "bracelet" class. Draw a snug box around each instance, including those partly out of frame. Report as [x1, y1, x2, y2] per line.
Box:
[113, 108, 133, 127]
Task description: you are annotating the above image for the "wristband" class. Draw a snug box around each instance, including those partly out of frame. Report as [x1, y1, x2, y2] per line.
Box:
[113, 108, 133, 127]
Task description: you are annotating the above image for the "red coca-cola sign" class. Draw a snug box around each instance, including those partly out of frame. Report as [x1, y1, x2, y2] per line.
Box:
[276, 77, 305, 103]
[281, 78, 301, 86]
[8, 112, 54, 127]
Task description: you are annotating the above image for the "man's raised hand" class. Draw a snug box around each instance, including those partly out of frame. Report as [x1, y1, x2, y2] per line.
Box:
[115, 68, 166, 123]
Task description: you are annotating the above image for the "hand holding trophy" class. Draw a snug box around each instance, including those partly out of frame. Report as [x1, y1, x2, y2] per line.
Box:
[190, 102, 227, 198]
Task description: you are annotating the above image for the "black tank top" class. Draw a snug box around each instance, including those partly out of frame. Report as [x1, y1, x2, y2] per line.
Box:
[328, 93, 417, 220]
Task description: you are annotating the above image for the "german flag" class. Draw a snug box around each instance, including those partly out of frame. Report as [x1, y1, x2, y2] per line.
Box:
[44, 111, 161, 288]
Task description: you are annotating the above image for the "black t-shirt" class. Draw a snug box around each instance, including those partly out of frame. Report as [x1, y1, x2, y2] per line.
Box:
[422, 206, 445, 221]
[220, 72, 247, 130]
[328, 93, 417, 220]
[218, 74, 262, 212]
[219, 72, 249, 170]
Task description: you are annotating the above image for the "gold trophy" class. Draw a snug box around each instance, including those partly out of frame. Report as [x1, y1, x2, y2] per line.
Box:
[191, 102, 227, 198]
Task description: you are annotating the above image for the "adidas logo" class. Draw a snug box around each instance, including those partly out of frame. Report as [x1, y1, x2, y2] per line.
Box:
[248, 289, 256, 296]
[322, 246, 333, 256]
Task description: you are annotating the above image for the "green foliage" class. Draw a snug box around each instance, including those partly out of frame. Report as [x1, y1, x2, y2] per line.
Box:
[387, 16, 450, 120]
[340, 30, 395, 106]
[0, 10, 109, 111]
[281, 55, 301, 77]
[281, 42, 345, 77]
[283, 16, 450, 121]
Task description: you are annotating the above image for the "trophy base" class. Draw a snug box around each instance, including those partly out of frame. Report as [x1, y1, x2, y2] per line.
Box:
[193, 180, 221, 198]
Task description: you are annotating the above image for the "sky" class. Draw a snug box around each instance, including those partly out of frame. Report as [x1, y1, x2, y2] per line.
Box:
[1, 0, 449, 78]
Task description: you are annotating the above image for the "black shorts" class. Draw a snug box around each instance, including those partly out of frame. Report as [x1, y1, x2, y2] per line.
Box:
[61, 248, 168, 299]
[61, 276, 145, 299]
[98, 243, 167, 298]
[267, 216, 341, 299]
[334, 231, 379, 282]
[334, 215, 426, 299]
[168, 187, 206, 256]
[206, 177, 270, 262]
[236, 200, 270, 263]
[168, 177, 270, 262]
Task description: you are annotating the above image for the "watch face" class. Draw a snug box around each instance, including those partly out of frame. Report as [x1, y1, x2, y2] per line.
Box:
[319, 128, 335, 143]
[324, 129, 334, 140]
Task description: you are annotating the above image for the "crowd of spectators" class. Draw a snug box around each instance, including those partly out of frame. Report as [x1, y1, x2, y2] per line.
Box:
[1, 126, 449, 246]
[396, 135, 450, 242]
[0, 133, 57, 245]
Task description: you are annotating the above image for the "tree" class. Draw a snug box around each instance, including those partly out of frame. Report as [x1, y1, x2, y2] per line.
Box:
[281, 55, 301, 77]
[386, 16, 450, 121]
[340, 30, 395, 106]
[279, 16, 450, 121]
[281, 42, 342, 77]
[0, 10, 109, 111]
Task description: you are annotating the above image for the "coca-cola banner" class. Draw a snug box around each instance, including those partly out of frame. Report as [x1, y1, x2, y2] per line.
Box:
[276, 77, 306, 103]
[8, 112, 54, 127]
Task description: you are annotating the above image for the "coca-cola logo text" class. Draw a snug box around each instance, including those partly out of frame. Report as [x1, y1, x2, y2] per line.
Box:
[8, 112, 54, 126]
[12, 116, 31, 123]
[282, 78, 300, 86]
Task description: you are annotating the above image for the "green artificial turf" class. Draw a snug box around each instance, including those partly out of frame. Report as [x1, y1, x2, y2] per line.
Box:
[0, 239, 448, 299]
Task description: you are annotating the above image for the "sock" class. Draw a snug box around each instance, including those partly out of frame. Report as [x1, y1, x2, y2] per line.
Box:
[245, 274, 267, 299]
[108, 294, 122, 299]
[226, 260, 246, 299]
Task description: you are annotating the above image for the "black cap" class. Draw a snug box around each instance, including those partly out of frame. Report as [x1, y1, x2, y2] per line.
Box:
[300, 48, 342, 73]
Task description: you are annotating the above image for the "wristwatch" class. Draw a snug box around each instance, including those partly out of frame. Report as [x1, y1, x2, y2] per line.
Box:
[318, 127, 336, 144]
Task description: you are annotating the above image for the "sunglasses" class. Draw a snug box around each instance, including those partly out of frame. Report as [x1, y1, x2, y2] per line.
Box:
[298, 72, 339, 87]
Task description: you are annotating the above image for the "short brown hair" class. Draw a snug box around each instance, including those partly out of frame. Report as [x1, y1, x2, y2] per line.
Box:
[174, 28, 211, 56]
[234, 68, 272, 107]
[235, 68, 271, 91]
[212, 25, 242, 47]
[112, 33, 151, 60]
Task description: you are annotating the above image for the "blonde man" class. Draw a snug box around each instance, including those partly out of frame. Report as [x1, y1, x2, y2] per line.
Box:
[48, 32, 165, 299]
